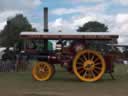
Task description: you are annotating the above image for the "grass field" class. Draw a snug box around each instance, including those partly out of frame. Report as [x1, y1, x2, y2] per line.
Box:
[0, 64, 128, 96]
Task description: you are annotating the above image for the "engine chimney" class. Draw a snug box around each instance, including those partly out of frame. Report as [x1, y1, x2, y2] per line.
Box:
[44, 7, 48, 32]
[43, 7, 48, 51]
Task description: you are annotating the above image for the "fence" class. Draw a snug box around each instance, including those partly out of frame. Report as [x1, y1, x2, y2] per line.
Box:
[0, 59, 34, 72]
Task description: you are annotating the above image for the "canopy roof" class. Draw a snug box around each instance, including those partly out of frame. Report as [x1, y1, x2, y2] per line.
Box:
[20, 32, 119, 40]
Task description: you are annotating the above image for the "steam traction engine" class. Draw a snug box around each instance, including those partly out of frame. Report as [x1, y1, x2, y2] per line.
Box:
[17, 32, 118, 82]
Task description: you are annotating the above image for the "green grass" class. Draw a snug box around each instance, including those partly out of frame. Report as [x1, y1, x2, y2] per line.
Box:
[0, 64, 128, 96]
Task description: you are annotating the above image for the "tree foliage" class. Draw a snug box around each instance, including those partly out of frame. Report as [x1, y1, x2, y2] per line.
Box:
[77, 21, 108, 32]
[76, 21, 117, 54]
[0, 14, 37, 47]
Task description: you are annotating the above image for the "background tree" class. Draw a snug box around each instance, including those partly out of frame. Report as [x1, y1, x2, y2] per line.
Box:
[77, 21, 119, 54]
[0, 14, 37, 47]
[77, 21, 108, 32]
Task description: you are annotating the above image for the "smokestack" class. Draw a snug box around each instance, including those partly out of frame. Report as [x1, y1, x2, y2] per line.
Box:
[44, 7, 48, 32]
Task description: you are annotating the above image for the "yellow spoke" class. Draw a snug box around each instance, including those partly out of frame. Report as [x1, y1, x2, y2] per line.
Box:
[91, 70, 95, 78]
[83, 55, 88, 61]
[77, 62, 83, 65]
[94, 63, 101, 66]
[86, 72, 91, 78]
[44, 66, 48, 70]
[88, 71, 93, 78]
[40, 64, 45, 68]
[94, 58, 99, 63]
[79, 69, 85, 74]
[87, 52, 90, 59]
[91, 55, 95, 60]
[93, 69, 99, 74]
[77, 66, 83, 70]
[79, 58, 85, 62]
[95, 67, 101, 70]
[83, 70, 88, 77]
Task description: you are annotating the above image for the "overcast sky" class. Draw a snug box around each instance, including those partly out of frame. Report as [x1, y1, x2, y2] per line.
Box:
[0, 0, 128, 44]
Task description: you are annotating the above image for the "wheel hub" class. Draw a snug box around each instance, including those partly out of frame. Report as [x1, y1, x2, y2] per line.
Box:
[83, 60, 95, 71]
[39, 68, 45, 73]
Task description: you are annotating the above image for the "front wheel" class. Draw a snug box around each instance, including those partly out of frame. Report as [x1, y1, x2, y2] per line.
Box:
[32, 61, 55, 81]
[73, 50, 106, 82]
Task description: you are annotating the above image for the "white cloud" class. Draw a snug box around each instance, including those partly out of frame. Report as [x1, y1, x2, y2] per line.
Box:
[72, 16, 97, 27]
[0, 0, 42, 12]
[49, 18, 75, 32]
[113, 0, 128, 6]
[20, 0, 42, 9]
[32, 22, 43, 32]
[51, 8, 77, 15]
[112, 14, 128, 33]
[112, 13, 128, 44]
[0, 22, 6, 31]
[69, 0, 104, 3]
[51, 4, 105, 15]
[116, 14, 128, 24]
[70, 0, 128, 6]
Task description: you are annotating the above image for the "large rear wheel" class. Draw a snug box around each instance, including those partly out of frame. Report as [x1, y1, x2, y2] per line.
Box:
[73, 50, 106, 82]
[32, 61, 55, 81]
